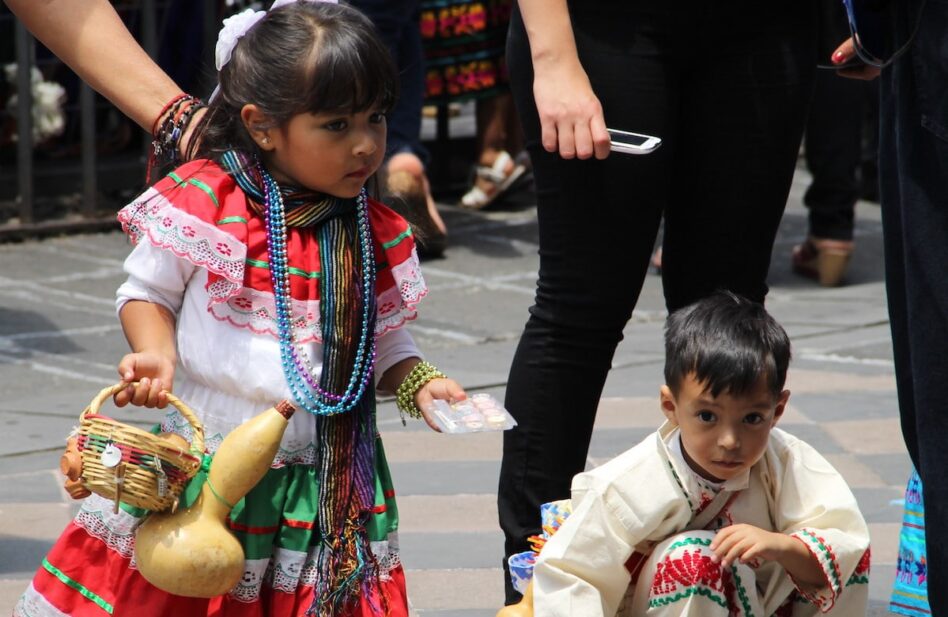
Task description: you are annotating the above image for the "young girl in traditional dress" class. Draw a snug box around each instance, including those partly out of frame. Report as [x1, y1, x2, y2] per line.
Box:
[15, 2, 465, 616]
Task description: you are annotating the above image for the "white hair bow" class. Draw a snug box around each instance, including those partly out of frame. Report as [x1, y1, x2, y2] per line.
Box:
[214, 0, 339, 72]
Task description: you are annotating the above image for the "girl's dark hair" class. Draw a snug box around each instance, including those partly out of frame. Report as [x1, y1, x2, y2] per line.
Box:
[664, 291, 791, 399]
[188, 1, 398, 162]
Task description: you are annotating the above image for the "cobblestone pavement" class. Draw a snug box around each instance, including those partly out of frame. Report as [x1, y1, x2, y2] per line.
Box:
[0, 166, 907, 616]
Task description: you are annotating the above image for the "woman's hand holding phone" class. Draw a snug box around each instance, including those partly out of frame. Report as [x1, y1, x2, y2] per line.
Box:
[532, 57, 611, 160]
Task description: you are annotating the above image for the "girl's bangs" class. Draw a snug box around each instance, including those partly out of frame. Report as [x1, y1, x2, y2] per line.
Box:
[299, 28, 397, 115]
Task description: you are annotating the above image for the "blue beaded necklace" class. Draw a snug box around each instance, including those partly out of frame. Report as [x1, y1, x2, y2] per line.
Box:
[259, 165, 376, 416]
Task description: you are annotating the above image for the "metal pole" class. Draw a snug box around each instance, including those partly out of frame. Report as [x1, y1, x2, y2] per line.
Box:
[14, 19, 34, 224]
[80, 82, 97, 216]
[204, 2, 219, 96]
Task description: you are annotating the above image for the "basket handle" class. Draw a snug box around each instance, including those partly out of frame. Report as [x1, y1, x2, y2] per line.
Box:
[80, 382, 205, 456]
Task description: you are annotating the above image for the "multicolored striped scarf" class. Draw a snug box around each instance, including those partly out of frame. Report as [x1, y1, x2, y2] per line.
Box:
[221, 151, 381, 615]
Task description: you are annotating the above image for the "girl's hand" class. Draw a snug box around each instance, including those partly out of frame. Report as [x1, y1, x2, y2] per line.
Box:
[115, 352, 175, 408]
[832, 37, 882, 81]
[709, 524, 792, 569]
[414, 377, 467, 432]
[532, 59, 611, 161]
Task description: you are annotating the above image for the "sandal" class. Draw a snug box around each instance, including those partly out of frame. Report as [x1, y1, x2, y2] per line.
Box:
[791, 237, 854, 287]
[459, 150, 527, 210]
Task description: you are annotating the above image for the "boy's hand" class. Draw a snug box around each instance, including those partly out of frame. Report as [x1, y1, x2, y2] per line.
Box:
[115, 352, 175, 408]
[414, 377, 466, 432]
[710, 524, 794, 569]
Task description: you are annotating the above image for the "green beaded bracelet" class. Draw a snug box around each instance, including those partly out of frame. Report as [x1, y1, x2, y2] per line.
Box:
[396, 361, 446, 424]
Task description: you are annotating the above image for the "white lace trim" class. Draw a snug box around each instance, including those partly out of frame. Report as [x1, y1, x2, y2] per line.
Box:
[261, 536, 401, 598]
[207, 277, 425, 344]
[121, 188, 428, 343]
[118, 188, 246, 286]
[14, 584, 70, 617]
[73, 493, 143, 560]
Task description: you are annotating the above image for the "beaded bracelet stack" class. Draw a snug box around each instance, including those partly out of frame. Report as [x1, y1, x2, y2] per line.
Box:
[147, 93, 205, 182]
[395, 361, 446, 424]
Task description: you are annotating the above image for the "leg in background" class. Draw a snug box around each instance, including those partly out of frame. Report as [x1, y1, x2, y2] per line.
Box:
[499, 3, 678, 603]
[879, 4, 948, 611]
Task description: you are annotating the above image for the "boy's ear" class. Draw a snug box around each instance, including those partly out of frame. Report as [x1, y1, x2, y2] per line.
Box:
[660, 385, 678, 425]
[240, 104, 276, 151]
[772, 389, 790, 425]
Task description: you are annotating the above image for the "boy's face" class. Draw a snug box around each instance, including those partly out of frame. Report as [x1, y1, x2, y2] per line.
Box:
[660, 373, 789, 483]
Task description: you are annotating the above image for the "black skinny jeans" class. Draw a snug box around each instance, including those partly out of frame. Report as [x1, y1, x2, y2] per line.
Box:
[499, 1, 816, 602]
[879, 0, 948, 612]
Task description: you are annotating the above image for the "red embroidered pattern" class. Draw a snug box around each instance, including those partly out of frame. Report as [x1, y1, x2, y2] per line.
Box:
[650, 544, 732, 610]
[847, 548, 871, 585]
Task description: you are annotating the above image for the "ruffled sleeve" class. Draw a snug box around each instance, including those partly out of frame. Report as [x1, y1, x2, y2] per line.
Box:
[368, 198, 428, 336]
[117, 160, 248, 305]
[116, 161, 429, 343]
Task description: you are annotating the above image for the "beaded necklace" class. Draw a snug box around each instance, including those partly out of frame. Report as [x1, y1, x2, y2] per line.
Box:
[259, 164, 377, 415]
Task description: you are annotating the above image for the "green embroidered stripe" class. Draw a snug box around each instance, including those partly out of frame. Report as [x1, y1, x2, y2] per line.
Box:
[846, 574, 869, 586]
[245, 258, 321, 279]
[288, 266, 320, 279]
[732, 564, 755, 617]
[42, 558, 114, 614]
[648, 586, 728, 610]
[381, 228, 413, 249]
[798, 529, 842, 589]
[168, 171, 219, 207]
[667, 537, 712, 551]
[217, 216, 247, 225]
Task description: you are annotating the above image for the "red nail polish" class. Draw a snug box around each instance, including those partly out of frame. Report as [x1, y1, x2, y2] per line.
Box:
[832, 50, 844, 64]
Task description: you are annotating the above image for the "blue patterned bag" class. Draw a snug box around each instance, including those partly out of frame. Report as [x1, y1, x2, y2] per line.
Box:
[890, 469, 929, 616]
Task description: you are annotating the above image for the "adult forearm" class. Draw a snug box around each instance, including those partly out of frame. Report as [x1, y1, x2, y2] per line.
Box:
[516, 0, 581, 70]
[7, 0, 182, 132]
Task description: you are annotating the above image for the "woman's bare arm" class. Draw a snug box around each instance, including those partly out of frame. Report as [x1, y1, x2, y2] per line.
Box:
[7, 0, 182, 132]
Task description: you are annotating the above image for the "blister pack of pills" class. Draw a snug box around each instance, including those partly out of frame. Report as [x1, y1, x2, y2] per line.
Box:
[426, 393, 517, 433]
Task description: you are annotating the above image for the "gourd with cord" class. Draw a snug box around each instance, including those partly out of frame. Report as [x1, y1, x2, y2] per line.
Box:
[133, 400, 296, 597]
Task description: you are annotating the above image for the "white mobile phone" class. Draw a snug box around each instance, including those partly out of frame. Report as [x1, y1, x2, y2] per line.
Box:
[608, 129, 662, 155]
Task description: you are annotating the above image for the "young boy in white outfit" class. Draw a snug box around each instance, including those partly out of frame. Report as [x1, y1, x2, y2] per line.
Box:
[529, 291, 870, 616]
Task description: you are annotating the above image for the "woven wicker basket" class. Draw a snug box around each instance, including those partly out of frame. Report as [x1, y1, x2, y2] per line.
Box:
[77, 382, 204, 512]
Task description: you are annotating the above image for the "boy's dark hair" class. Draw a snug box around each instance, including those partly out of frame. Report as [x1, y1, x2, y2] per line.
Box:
[188, 1, 398, 162]
[664, 291, 791, 399]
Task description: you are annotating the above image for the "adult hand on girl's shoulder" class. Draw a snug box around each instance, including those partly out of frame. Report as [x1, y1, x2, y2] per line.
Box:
[532, 58, 611, 161]
[114, 352, 176, 409]
[415, 378, 467, 433]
